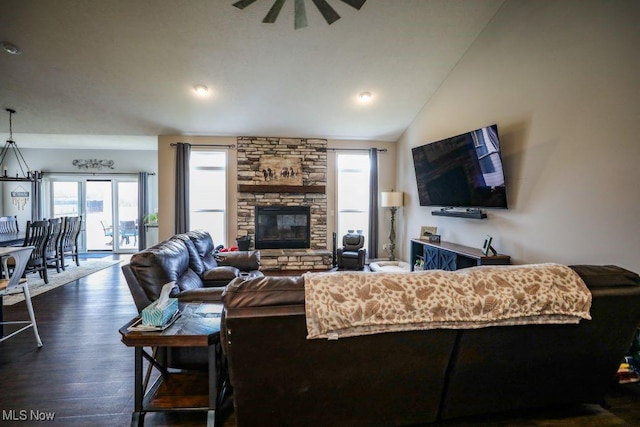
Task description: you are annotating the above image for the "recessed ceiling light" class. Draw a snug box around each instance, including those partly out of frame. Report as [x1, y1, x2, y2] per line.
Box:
[1, 41, 22, 55]
[358, 92, 372, 103]
[193, 84, 209, 96]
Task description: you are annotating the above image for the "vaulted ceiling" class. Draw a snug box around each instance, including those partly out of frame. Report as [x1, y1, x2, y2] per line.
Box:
[0, 0, 504, 149]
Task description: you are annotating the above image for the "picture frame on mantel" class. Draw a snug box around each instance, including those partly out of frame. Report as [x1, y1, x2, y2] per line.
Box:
[258, 156, 303, 186]
[238, 156, 326, 194]
[420, 226, 437, 238]
[236, 151, 325, 194]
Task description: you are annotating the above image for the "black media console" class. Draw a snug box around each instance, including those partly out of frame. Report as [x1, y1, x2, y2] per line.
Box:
[410, 238, 510, 271]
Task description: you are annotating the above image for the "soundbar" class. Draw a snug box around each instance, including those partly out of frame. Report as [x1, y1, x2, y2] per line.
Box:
[431, 209, 487, 219]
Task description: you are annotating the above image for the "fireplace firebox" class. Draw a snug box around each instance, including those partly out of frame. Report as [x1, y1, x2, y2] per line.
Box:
[255, 206, 310, 249]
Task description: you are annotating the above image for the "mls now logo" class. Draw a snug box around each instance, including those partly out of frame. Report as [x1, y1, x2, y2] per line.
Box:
[2, 409, 55, 421]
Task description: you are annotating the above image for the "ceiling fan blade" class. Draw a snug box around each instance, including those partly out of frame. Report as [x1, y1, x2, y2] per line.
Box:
[294, 0, 308, 29]
[340, 0, 366, 10]
[312, 0, 341, 25]
[233, 0, 259, 9]
[263, 0, 287, 23]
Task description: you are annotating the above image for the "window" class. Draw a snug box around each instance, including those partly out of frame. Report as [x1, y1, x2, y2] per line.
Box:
[190, 150, 227, 246]
[336, 153, 370, 243]
[52, 181, 81, 217]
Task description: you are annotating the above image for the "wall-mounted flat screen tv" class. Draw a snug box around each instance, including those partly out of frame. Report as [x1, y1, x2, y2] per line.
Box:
[411, 124, 508, 208]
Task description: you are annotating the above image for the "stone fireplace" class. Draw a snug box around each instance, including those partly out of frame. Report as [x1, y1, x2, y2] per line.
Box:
[236, 137, 332, 270]
[255, 205, 310, 249]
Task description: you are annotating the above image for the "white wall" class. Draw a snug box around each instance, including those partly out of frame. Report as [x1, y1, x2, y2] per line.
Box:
[396, 0, 640, 271]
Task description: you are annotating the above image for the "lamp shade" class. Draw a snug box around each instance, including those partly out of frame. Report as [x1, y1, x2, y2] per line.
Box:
[381, 191, 403, 208]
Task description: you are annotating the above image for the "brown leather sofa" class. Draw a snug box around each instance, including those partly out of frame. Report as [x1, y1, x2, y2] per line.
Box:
[221, 265, 640, 426]
[122, 229, 263, 313]
[122, 229, 263, 370]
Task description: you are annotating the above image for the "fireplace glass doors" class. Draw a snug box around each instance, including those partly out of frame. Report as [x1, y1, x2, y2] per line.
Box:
[255, 206, 310, 249]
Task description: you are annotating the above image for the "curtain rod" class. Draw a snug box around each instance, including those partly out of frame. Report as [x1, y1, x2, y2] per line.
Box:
[325, 148, 387, 153]
[43, 172, 156, 176]
[171, 143, 236, 149]
[171, 143, 381, 152]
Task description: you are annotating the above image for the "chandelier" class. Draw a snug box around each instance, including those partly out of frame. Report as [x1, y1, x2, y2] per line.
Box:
[1, 108, 42, 182]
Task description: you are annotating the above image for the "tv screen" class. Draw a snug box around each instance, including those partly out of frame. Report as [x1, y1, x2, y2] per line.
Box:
[411, 124, 508, 208]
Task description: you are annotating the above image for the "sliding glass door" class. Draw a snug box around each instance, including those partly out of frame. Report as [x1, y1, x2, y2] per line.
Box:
[115, 181, 139, 251]
[51, 181, 84, 251]
[48, 175, 139, 253]
[85, 180, 114, 251]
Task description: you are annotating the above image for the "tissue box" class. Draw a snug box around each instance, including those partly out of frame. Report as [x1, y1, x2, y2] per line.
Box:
[142, 298, 178, 327]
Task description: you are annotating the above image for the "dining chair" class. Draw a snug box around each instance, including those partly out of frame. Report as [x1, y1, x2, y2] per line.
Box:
[0, 215, 19, 234]
[22, 220, 51, 284]
[119, 220, 138, 245]
[0, 246, 43, 347]
[60, 216, 82, 270]
[45, 217, 64, 273]
[100, 220, 113, 245]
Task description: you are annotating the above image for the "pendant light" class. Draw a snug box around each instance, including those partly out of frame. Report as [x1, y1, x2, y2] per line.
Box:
[0, 108, 42, 182]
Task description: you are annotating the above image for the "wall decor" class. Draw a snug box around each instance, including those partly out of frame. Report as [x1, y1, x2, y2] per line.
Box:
[11, 185, 29, 210]
[236, 137, 326, 194]
[258, 156, 303, 186]
[72, 159, 115, 170]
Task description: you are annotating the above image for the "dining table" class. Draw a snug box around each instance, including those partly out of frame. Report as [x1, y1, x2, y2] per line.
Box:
[0, 242, 33, 338]
[0, 231, 25, 247]
[0, 233, 26, 336]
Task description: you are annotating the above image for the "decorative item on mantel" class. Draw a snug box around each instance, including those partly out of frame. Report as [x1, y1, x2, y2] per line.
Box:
[258, 156, 303, 186]
[72, 159, 115, 170]
[238, 154, 326, 194]
[1, 108, 43, 182]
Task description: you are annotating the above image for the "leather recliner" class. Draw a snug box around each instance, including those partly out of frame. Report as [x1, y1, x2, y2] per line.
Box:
[336, 232, 366, 270]
[122, 230, 263, 313]
[121, 230, 263, 371]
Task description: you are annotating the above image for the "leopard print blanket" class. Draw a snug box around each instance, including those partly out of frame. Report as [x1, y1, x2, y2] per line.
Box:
[304, 263, 592, 340]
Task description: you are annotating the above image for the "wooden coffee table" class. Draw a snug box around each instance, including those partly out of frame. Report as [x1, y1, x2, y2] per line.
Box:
[119, 302, 224, 427]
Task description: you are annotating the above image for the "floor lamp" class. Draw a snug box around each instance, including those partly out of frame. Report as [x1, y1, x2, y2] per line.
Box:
[381, 191, 404, 261]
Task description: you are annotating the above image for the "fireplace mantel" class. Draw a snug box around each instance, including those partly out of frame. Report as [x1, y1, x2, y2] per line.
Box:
[238, 184, 325, 194]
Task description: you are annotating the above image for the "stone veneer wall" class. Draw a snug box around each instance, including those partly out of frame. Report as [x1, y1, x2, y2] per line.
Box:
[236, 137, 329, 270]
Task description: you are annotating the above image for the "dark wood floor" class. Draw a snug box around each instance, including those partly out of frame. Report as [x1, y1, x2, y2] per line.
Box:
[1, 258, 639, 426]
